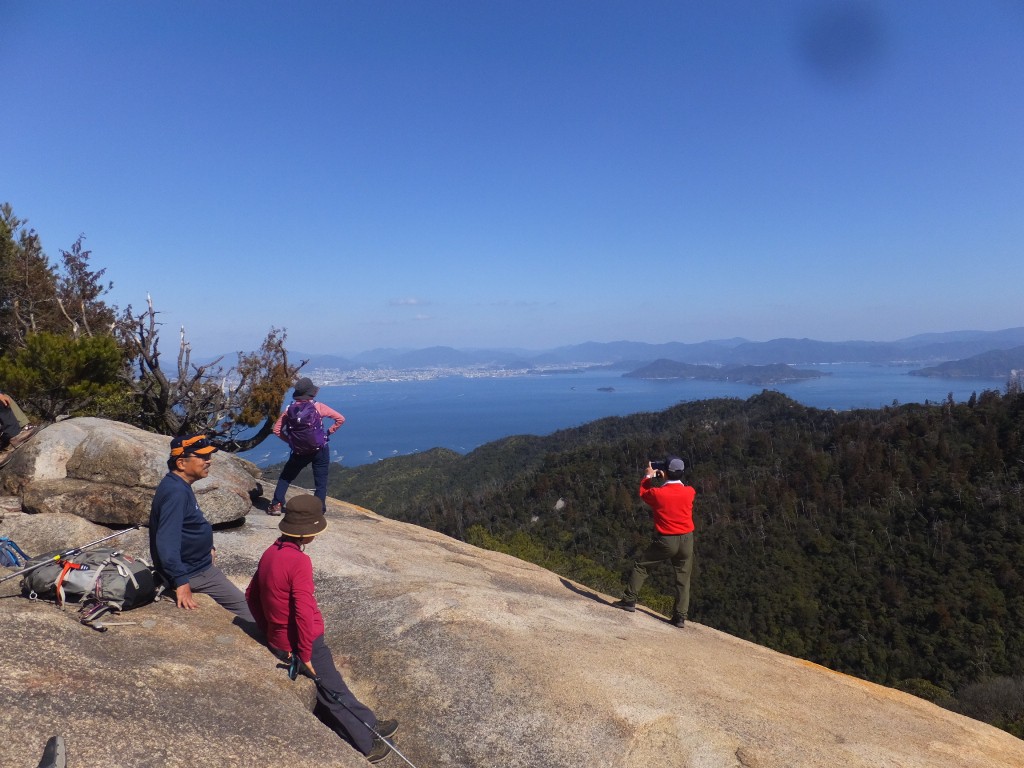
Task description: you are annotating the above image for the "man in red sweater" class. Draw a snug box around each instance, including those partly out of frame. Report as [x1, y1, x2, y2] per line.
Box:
[613, 455, 695, 627]
[246, 495, 398, 763]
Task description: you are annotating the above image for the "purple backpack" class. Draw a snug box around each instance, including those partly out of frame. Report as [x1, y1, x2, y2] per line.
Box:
[282, 400, 327, 455]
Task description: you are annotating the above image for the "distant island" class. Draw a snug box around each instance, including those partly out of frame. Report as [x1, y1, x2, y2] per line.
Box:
[623, 359, 824, 385]
[909, 345, 1024, 379]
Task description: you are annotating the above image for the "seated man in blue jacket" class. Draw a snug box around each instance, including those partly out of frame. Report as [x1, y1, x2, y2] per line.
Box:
[149, 433, 254, 623]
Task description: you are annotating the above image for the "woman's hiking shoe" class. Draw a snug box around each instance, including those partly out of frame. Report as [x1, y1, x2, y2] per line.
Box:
[366, 735, 393, 764]
[376, 719, 399, 739]
[266, 503, 283, 516]
[35, 735, 66, 768]
[669, 614, 686, 628]
[612, 599, 636, 612]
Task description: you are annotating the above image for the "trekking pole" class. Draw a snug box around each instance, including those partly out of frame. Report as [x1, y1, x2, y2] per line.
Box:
[0, 524, 143, 584]
[312, 676, 421, 768]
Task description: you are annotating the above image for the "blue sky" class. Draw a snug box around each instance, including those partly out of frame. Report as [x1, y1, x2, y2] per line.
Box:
[3, 1, 1023, 357]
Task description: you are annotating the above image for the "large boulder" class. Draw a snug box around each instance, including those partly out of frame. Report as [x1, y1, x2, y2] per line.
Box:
[0, 511, 150, 562]
[0, 418, 259, 525]
[1, 498, 1022, 768]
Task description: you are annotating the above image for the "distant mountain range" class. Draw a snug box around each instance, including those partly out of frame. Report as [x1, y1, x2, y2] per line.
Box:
[295, 327, 1024, 379]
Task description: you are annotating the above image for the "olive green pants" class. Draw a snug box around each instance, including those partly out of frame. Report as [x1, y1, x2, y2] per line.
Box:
[624, 532, 694, 619]
[9, 398, 29, 428]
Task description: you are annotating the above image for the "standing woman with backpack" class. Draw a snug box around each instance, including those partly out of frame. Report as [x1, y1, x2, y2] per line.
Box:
[268, 377, 345, 515]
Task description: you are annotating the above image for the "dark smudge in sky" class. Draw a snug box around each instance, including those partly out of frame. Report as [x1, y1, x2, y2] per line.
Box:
[795, 0, 888, 86]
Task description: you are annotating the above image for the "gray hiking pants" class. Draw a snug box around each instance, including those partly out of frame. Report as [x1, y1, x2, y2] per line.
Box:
[187, 564, 255, 624]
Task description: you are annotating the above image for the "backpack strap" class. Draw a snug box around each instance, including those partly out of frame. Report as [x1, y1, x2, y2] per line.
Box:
[107, 555, 141, 590]
[79, 600, 114, 627]
[54, 562, 86, 608]
[55, 553, 110, 607]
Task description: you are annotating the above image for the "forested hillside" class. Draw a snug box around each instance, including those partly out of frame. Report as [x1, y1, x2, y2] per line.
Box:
[323, 388, 1024, 735]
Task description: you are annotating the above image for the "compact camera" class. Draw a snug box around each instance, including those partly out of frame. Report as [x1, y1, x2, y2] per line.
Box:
[649, 460, 668, 473]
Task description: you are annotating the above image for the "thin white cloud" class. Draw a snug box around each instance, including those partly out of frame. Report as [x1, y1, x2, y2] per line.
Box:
[390, 298, 430, 307]
[486, 300, 557, 309]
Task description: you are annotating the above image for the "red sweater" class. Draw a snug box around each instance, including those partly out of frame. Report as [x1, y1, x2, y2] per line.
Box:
[639, 478, 696, 535]
[246, 539, 325, 664]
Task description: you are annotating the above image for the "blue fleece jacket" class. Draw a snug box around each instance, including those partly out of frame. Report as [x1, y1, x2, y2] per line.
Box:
[149, 472, 214, 587]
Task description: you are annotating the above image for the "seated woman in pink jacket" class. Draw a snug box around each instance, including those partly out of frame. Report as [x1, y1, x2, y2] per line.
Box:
[246, 495, 398, 763]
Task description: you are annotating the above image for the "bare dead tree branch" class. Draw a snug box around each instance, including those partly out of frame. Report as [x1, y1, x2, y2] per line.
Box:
[117, 297, 303, 449]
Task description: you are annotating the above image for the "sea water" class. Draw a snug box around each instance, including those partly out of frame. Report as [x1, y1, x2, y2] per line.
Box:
[241, 363, 1005, 468]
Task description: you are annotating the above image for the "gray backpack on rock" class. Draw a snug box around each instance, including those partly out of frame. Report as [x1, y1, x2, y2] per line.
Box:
[22, 547, 157, 623]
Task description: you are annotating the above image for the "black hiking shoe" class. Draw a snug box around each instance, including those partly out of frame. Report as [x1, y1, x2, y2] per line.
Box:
[36, 735, 66, 768]
[376, 719, 399, 739]
[612, 599, 636, 612]
[366, 735, 393, 764]
[669, 614, 686, 628]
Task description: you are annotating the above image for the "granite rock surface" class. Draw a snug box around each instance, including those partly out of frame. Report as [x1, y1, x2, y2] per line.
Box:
[2, 496, 1022, 768]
